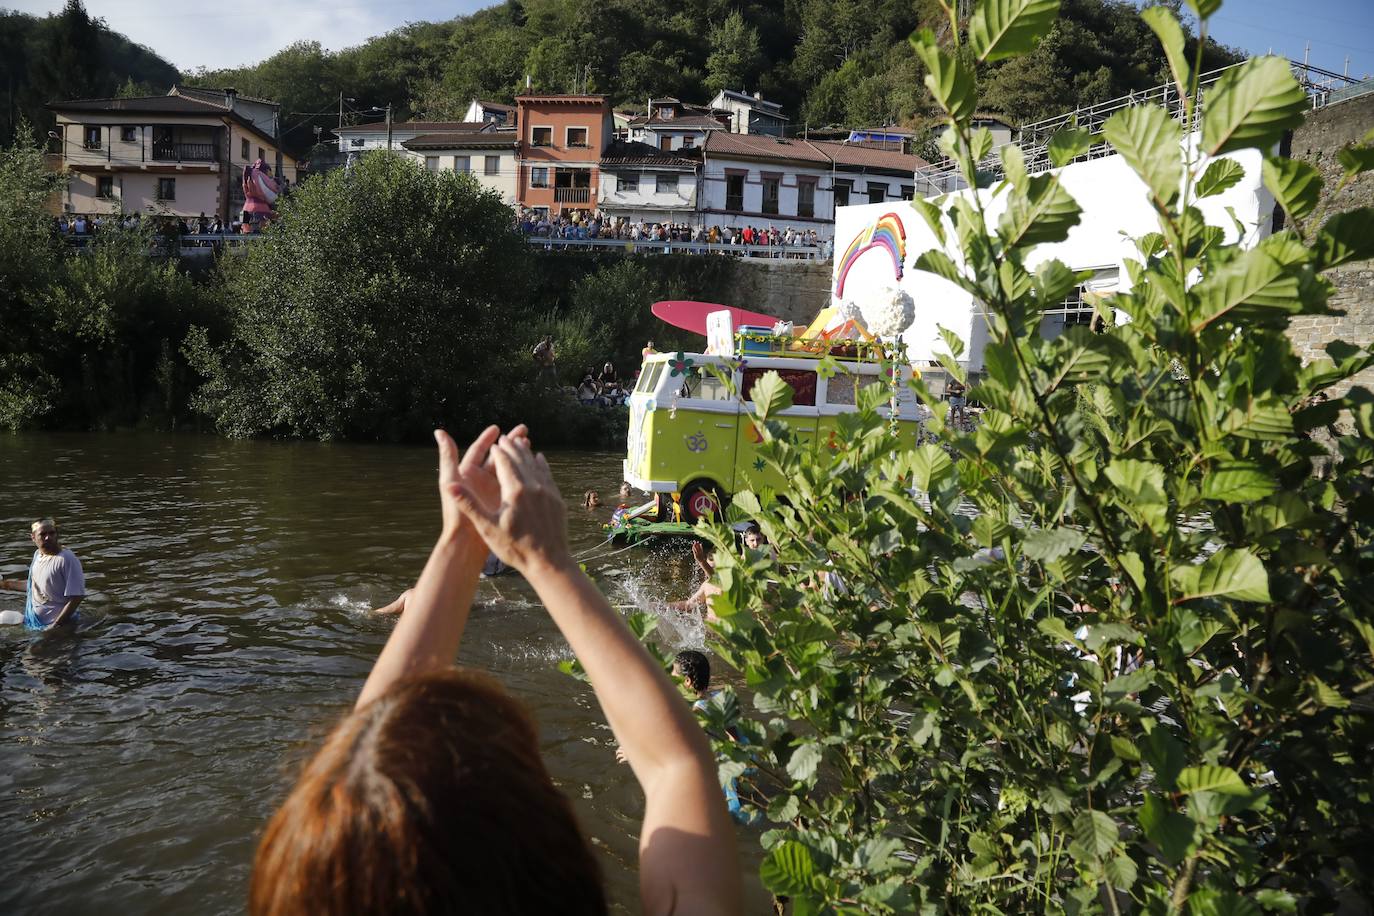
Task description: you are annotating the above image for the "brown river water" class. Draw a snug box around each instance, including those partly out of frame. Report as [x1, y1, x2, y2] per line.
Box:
[0, 432, 771, 914]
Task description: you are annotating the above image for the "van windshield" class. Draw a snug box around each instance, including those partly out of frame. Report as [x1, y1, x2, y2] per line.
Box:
[637, 362, 664, 393]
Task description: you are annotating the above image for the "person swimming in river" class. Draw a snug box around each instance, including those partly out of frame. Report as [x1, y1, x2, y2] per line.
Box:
[666, 541, 723, 620]
[582, 489, 601, 509]
[371, 551, 512, 615]
[253, 427, 740, 916]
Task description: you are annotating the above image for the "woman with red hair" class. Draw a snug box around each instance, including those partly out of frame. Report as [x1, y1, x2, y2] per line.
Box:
[251, 426, 739, 916]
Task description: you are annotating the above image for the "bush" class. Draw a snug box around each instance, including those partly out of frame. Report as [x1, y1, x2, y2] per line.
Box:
[186, 151, 528, 441]
[692, 2, 1374, 911]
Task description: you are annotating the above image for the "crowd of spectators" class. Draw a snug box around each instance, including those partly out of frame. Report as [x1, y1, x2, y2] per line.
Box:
[517, 209, 830, 256]
[54, 212, 274, 241]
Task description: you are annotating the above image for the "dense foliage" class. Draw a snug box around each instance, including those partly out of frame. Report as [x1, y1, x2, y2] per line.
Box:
[0, 0, 180, 145]
[0, 132, 206, 430]
[184, 0, 1242, 157]
[685, 0, 1374, 911]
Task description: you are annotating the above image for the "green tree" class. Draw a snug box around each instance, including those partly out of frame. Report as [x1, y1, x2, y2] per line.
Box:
[0, 127, 64, 428]
[705, 10, 764, 95]
[681, 0, 1374, 910]
[186, 153, 529, 441]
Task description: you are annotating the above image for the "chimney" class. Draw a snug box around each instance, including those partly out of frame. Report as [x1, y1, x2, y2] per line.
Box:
[225, 87, 237, 111]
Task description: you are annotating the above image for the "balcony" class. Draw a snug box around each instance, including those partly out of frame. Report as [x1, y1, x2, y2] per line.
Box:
[152, 142, 218, 163]
[554, 187, 591, 203]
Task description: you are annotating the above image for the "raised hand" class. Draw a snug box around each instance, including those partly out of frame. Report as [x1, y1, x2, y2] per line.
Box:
[452, 432, 570, 575]
[436, 424, 526, 536]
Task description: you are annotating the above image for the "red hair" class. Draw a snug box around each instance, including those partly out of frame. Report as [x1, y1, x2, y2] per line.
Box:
[251, 670, 606, 915]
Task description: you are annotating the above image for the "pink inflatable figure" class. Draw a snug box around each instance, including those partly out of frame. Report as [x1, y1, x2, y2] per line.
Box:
[241, 158, 279, 227]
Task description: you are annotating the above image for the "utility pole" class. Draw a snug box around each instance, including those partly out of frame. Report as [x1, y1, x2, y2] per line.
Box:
[386, 102, 393, 151]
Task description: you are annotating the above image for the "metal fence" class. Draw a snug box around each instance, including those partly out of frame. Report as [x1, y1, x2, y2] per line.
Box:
[913, 58, 1366, 196]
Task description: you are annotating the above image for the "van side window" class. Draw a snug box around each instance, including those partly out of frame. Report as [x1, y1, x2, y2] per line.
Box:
[638, 362, 664, 393]
[825, 372, 882, 406]
[742, 367, 816, 407]
[677, 369, 732, 401]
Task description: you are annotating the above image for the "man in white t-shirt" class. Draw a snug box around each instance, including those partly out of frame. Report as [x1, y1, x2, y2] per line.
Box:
[0, 518, 86, 630]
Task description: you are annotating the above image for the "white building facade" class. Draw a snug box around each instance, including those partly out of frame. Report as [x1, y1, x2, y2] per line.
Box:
[598, 142, 700, 224]
[699, 132, 834, 237]
[399, 132, 519, 205]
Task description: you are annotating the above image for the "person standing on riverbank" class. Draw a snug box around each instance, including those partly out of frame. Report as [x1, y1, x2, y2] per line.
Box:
[0, 519, 86, 631]
[253, 427, 740, 915]
[533, 335, 558, 388]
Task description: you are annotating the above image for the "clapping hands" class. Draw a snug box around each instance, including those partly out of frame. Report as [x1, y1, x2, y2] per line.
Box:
[451, 428, 571, 576]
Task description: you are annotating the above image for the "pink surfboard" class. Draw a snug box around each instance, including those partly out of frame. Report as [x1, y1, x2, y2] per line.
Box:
[651, 300, 783, 337]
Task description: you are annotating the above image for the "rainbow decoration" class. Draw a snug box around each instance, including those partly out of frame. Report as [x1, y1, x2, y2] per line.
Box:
[834, 211, 907, 298]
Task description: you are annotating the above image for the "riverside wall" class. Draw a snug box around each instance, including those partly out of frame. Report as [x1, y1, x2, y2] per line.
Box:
[719, 258, 833, 324]
[1287, 92, 1374, 394]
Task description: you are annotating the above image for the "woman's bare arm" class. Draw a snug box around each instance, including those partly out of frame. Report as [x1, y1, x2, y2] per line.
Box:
[454, 435, 740, 916]
[356, 426, 505, 709]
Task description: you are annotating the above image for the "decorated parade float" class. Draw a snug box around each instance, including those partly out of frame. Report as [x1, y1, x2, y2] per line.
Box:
[606, 292, 925, 544]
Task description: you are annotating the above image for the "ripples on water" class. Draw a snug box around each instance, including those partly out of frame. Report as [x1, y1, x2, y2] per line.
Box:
[0, 432, 767, 914]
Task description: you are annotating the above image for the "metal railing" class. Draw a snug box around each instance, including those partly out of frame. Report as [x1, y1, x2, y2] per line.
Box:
[152, 142, 218, 162]
[913, 58, 1365, 196]
[554, 187, 591, 203]
[524, 235, 828, 261]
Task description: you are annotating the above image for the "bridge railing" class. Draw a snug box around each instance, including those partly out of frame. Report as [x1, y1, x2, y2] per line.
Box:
[523, 235, 829, 261]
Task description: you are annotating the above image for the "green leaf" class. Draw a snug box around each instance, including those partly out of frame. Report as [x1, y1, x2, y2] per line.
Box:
[1104, 458, 1167, 505]
[910, 443, 953, 491]
[1201, 461, 1279, 501]
[968, 0, 1060, 63]
[1190, 236, 1305, 332]
[1104, 667, 1155, 699]
[1047, 126, 1092, 167]
[998, 173, 1082, 248]
[1195, 157, 1246, 198]
[1184, 0, 1221, 19]
[1312, 207, 1374, 271]
[749, 370, 794, 421]
[1143, 727, 1186, 789]
[786, 740, 824, 782]
[1105, 853, 1138, 891]
[1202, 56, 1309, 156]
[1170, 548, 1271, 604]
[1262, 157, 1321, 221]
[1337, 142, 1374, 180]
[1141, 5, 1191, 99]
[1072, 809, 1119, 860]
[1177, 765, 1248, 795]
[768, 794, 800, 822]
[910, 196, 947, 246]
[1102, 104, 1183, 206]
[1023, 526, 1086, 561]
[1252, 889, 1298, 912]
[911, 29, 977, 122]
[1139, 793, 1197, 864]
[760, 840, 817, 896]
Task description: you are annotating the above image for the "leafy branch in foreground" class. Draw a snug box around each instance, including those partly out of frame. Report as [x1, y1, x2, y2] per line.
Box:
[684, 0, 1374, 911]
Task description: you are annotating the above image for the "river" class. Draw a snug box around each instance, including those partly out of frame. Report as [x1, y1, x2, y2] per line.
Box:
[0, 432, 770, 913]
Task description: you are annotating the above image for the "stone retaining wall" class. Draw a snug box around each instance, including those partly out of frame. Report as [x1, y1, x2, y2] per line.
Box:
[1287, 92, 1374, 394]
[722, 258, 832, 324]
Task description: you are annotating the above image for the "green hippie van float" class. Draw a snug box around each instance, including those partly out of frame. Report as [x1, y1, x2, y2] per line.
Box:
[618, 302, 925, 533]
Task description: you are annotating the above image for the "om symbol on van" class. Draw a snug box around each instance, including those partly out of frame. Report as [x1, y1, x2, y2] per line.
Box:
[685, 432, 708, 453]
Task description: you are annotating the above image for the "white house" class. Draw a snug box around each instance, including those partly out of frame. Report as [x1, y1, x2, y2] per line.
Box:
[400, 130, 519, 205]
[334, 120, 494, 164]
[699, 132, 833, 237]
[709, 89, 788, 137]
[627, 98, 730, 151]
[598, 140, 699, 224]
[463, 99, 516, 127]
[832, 144, 1274, 369]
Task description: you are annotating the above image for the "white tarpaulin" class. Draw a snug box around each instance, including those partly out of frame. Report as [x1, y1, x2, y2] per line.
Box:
[831, 143, 1274, 370]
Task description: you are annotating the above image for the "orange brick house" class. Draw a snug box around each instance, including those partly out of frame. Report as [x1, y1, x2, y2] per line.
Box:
[515, 94, 612, 215]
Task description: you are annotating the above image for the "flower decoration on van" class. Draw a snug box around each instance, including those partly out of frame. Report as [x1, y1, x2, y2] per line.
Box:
[815, 355, 840, 381]
[668, 352, 695, 377]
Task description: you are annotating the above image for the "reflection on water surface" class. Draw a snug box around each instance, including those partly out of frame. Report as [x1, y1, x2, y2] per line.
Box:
[0, 432, 767, 914]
